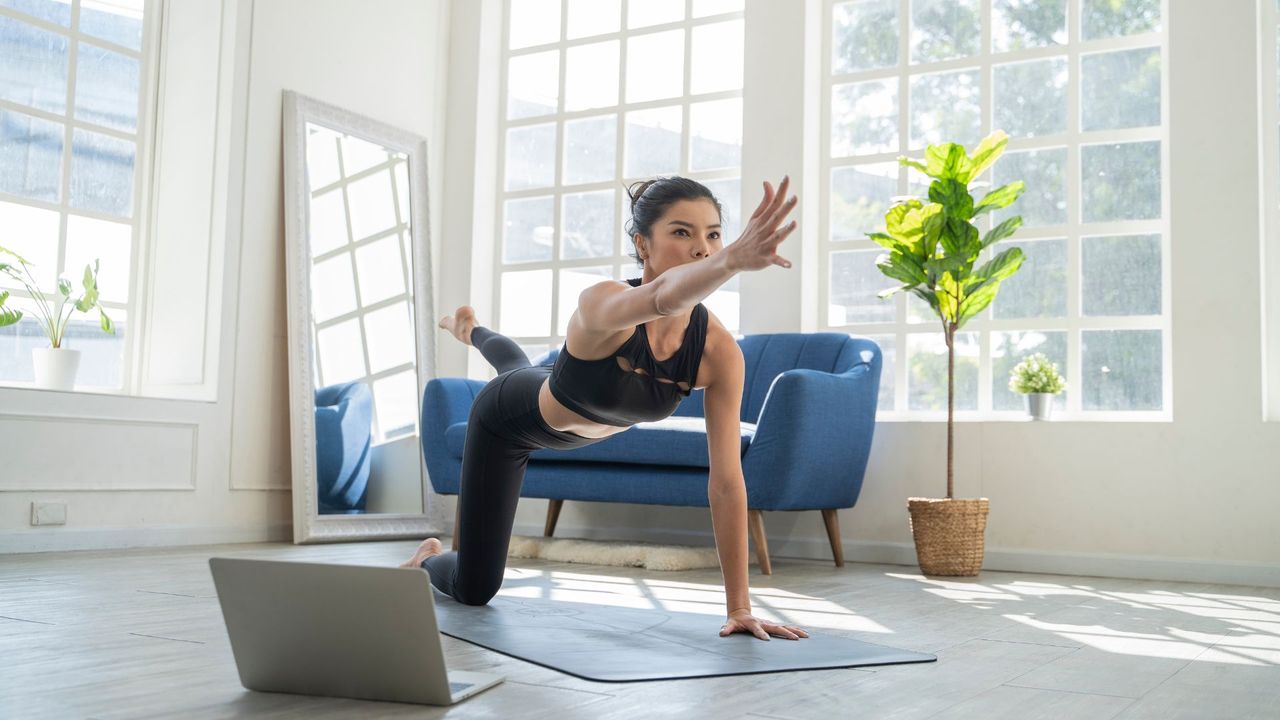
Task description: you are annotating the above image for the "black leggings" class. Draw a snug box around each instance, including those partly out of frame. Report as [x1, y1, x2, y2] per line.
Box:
[421, 325, 606, 605]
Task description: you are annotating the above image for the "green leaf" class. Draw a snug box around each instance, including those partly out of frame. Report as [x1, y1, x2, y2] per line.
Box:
[969, 246, 1024, 285]
[75, 261, 101, 312]
[928, 179, 974, 220]
[877, 283, 911, 300]
[956, 278, 1003, 326]
[867, 231, 903, 252]
[57, 277, 72, 297]
[876, 251, 927, 286]
[962, 130, 1009, 183]
[925, 143, 971, 181]
[0, 244, 32, 265]
[981, 215, 1023, 250]
[898, 156, 928, 175]
[910, 286, 941, 317]
[972, 180, 1025, 216]
[0, 290, 21, 328]
[99, 306, 115, 335]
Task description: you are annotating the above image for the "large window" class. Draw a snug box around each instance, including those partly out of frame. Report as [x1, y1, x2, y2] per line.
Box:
[496, 0, 746, 365]
[822, 0, 1170, 419]
[0, 0, 151, 391]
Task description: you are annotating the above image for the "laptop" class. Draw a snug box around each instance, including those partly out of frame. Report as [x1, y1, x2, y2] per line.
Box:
[208, 557, 504, 706]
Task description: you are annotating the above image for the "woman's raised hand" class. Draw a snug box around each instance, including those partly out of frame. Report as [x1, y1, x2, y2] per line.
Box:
[726, 175, 798, 272]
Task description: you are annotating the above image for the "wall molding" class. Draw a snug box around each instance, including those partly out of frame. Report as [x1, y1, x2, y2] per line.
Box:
[0, 523, 291, 554]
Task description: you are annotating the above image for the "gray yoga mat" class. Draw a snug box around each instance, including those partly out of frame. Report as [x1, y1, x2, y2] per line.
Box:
[432, 587, 936, 682]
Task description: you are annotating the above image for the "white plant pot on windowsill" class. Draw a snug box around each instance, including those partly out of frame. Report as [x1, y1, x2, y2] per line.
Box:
[1024, 392, 1055, 421]
[32, 347, 80, 391]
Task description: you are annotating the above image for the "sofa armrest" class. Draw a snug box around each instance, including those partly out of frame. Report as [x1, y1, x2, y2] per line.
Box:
[421, 377, 487, 493]
[741, 343, 882, 510]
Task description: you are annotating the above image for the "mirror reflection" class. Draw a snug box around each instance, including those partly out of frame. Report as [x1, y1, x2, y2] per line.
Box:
[303, 121, 423, 516]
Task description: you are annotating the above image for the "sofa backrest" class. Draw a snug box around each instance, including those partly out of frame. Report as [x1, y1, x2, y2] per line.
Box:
[536, 332, 879, 424]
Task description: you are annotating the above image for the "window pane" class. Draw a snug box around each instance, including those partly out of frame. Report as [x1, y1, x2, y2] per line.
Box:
[364, 301, 415, 375]
[628, 0, 683, 28]
[69, 127, 134, 218]
[693, 0, 743, 17]
[561, 190, 615, 260]
[0, 0, 71, 26]
[507, 50, 559, 119]
[372, 371, 417, 441]
[1081, 329, 1161, 410]
[355, 234, 407, 306]
[310, 188, 349, 256]
[567, 0, 620, 39]
[311, 253, 357, 323]
[990, 238, 1067, 319]
[1082, 0, 1160, 40]
[691, 20, 743, 94]
[502, 195, 554, 263]
[991, 330, 1067, 411]
[831, 162, 898, 243]
[346, 171, 399, 241]
[910, 0, 980, 64]
[626, 30, 684, 103]
[993, 57, 1067, 139]
[690, 97, 742, 171]
[833, 0, 897, 74]
[993, 147, 1067, 227]
[624, 106, 681, 177]
[64, 213, 131, 304]
[832, 78, 898, 157]
[509, 0, 560, 49]
[1082, 47, 1161, 131]
[79, 0, 144, 51]
[74, 42, 138, 133]
[0, 15, 69, 115]
[992, 0, 1066, 52]
[0, 200, 59, 293]
[306, 124, 342, 189]
[317, 318, 367, 385]
[1, 108, 62, 202]
[340, 133, 390, 176]
[499, 269, 552, 336]
[557, 265, 612, 335]
[909, 69, 981, 150]
[505, 122, 556, 190]
[564, 114, 616, 185]
[565, 40, 619, 112]
[1082, 233, 1161, 316]
[863, 333, 895, 412]
[907, 331, 978, 411]
[829, 249, 895, 324]
[1081, 141, 1161, 222]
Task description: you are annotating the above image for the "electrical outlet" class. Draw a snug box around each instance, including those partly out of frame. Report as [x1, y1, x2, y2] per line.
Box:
[31, 502, 66, 526]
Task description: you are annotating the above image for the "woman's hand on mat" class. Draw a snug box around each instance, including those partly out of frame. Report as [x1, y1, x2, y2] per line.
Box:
[725, 175, 798, 273]
[720, 609, 809, 641]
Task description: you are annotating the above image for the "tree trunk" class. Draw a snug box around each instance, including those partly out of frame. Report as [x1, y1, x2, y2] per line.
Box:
[946, 321, 955, 500]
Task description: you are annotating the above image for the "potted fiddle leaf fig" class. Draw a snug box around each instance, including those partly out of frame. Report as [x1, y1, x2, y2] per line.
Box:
[0, 246, 115, 391]
[1009, 352, 1066, 421]
[870, 129, 1025, 577]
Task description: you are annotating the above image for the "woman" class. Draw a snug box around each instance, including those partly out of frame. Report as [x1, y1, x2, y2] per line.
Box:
[402, 175, 807, 642]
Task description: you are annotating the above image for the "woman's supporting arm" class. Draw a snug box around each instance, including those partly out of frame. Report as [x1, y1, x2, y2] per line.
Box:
[704, 333, 751, 615]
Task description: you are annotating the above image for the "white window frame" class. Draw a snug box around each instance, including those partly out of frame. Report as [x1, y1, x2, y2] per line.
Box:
[492, 0, 745, 370]
[0, 0, 162, 397]
[1261, 0, 1280, 421]
[818, 0, 1172, 422]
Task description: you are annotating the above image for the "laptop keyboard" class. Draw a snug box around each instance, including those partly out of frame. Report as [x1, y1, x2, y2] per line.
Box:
[449, 681, 474, 694]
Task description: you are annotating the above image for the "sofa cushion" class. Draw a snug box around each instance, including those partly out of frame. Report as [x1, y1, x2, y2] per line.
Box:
[443, 415, 756, 468]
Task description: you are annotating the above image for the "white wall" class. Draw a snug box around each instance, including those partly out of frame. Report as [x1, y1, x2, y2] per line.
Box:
[439, 0, 1280, 588]
[0, 0, 452, 552]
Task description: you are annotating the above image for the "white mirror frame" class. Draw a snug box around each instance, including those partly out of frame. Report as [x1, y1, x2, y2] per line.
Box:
[281, 89, 442, 543]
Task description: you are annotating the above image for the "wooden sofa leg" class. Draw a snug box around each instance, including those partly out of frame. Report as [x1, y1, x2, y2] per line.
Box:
[545, 499, 563, 537]
[747, 509, 772, 575]
[821, 509, 845, 567]
[451, 502, 460, 551]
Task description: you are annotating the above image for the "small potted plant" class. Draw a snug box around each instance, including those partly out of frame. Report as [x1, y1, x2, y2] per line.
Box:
[1009, 352, 1066, 421]
[870, 129, 1026, 577]
[0, 246, 115, 391]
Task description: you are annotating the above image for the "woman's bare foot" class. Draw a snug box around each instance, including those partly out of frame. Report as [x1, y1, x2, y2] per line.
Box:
[438, 305, 477, 346]
[399, 537, 445, 568]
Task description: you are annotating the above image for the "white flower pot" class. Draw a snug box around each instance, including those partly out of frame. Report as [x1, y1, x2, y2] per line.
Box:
[32, 347, 80, 391]
[1025, 392, 1055, 421]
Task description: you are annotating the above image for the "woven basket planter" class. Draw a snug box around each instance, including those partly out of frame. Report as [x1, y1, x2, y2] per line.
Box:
[906, 497, 990, 576]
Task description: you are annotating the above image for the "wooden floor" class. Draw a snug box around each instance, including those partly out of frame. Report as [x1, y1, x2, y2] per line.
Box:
[1, 539, 1277, 719]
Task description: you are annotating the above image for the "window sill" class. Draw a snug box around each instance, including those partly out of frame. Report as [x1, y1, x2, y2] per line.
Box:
[0, 382, 216, 405]
[874, 411, 1173, 423]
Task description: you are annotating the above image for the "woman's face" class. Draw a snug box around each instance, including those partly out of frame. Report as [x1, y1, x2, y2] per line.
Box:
[635, 198, 724, 276]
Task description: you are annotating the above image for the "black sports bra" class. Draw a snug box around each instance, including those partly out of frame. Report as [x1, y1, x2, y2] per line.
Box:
[548, 277, 708, 427]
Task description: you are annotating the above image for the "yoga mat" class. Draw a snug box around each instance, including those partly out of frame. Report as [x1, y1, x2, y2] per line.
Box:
[432, 587, 936, 682]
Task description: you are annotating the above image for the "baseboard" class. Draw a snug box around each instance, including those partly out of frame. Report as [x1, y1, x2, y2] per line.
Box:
[0, 523, 293, 554]
[514, 522, 1280, 589]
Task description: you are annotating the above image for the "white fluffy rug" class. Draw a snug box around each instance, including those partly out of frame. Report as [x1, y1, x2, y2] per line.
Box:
[505, 535, 757, 571]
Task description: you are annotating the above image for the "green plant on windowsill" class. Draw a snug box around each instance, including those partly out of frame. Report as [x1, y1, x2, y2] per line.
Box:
[0, 245, 115, 390]
[1009, 352, 1066, 422]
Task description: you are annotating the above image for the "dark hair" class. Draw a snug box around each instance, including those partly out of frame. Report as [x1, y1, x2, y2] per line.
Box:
[624, 176, 723, 268]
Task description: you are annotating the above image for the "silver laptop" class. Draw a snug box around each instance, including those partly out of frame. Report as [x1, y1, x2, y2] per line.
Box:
[208, 557, 504, 705]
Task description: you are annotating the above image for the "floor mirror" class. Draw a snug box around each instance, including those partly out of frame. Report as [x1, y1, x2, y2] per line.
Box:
[281, 90, 439, 542]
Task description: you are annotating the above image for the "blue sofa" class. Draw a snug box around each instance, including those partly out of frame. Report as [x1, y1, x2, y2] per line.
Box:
[315, 381, 374, 514]
[421, 333, 882, 573]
